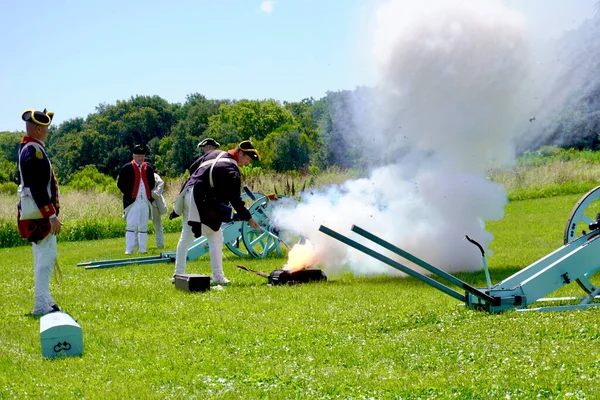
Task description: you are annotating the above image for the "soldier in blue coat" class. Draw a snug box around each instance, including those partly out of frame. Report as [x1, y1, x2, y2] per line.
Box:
[17, 109, 63, 316]
[170, 137, 220, 220]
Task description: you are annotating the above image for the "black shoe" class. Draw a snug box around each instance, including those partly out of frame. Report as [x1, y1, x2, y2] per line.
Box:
[49, 304, 61, 313]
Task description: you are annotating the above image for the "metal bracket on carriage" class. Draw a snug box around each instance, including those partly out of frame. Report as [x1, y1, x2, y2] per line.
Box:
[588, 212, 600, 231]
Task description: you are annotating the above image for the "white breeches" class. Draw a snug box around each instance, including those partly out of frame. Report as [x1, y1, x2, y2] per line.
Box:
[151, 205, 164, 248]
[32, 234, 57, 314]
[126, 198, 150, 254]
[174, 187, 224, 279]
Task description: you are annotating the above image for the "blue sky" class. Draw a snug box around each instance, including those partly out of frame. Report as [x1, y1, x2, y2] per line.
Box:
[0, 0, 597, 131]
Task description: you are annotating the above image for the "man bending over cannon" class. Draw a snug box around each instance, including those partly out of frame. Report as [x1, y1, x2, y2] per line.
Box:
[173, 140, 260, 285]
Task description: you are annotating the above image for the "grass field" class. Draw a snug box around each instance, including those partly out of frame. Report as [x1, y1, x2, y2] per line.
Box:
[1, 191, 600, 399]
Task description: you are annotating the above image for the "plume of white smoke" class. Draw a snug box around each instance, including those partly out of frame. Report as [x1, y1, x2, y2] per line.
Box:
[518, 14, 600, 151]
[273, 0, 537, 276]
[370, 0, 531, 168]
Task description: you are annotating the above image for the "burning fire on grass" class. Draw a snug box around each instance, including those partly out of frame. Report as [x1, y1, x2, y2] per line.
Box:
[282, 240, 318, 272]
[237, 240, 327, 285]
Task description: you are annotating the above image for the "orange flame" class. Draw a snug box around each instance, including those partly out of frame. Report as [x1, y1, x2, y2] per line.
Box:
[282, 241, 317, 272]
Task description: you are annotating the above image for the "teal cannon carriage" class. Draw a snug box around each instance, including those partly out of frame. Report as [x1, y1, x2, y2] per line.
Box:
[319, 187, 600, 313]
[78, 188, 288, 269]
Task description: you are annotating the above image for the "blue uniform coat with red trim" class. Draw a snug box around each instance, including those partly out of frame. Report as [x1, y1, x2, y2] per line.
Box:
[16, 137, 60, 243]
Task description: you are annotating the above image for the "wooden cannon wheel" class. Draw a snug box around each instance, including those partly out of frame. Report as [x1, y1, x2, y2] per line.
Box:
[563, 185, 600, 294]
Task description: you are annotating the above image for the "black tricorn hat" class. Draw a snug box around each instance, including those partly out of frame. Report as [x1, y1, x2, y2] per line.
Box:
[197, 138, 220, 148]
[133, 144, 147, 155]
[22, 108, 54, 126]
[239, 140, 261, 161]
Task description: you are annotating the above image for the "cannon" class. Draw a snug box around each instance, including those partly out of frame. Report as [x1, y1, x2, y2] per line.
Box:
[319, 186, 600, 313]
[77, 188, 288, 269]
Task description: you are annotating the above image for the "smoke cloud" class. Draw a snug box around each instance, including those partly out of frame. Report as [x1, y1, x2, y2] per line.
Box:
[517, 13, 600, 151]
[272, 0, 583, 276]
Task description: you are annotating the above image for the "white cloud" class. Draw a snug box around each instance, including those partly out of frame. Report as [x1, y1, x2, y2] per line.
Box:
[260, 1, 275, 14]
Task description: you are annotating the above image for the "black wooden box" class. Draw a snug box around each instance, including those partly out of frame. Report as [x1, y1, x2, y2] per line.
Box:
[268, 268, 327, 285]
[174, 274, 211, 292]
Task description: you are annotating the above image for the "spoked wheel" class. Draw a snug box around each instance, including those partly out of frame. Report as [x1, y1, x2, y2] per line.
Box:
[224, 232, 250, 257]
[241, 195, 287, 258]
[563, 186, 600, 293]
[223, 192, 264, 257]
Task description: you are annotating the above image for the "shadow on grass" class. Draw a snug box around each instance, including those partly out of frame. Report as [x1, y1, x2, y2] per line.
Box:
[231, 279, 338, 288]
[309, 265, 533, 292]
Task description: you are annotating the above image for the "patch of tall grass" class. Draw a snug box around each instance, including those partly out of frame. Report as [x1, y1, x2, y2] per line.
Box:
[4, 154, 599, 248]
[242, 166, 364, 197]
[488, 159, 600, 200]
[0, 168, 362, 248]
[518, 146, 600, 166]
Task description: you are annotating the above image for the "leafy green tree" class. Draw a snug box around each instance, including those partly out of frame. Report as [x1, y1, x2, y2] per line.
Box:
[284, 98, 320, 137]
[270, 129, 310, 172]
[0, 132, 26, 183]
[49, 95, 179, 179]
[155, 136, 175, 176]
[0, 131, 22, 164]
[55, 117, 84, 137]
[315, 90, 364, 169]
[106, 146, 134, 178]
[86, 95, 176, 149]
[161, 93, 230, 175]
[0, 159, 17, 183]
[18, 89, 374, 182]
[206, 99, 297, 143]
[68, 165, 119, 194]
[285, 97, 330, 169]
[49, 129, 113, 181]
[209, 122, 243, 149]
[175, 93, 230, 134]
[164, 123, 199, 175]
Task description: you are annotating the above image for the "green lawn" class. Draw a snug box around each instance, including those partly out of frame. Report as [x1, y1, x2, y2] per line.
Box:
[1, 193, 599, 399]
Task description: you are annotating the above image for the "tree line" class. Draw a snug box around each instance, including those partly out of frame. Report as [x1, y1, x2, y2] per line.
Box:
[2, 15, 600, 188]
[1, 86, 599, 187]
[0, 90, 370, 184]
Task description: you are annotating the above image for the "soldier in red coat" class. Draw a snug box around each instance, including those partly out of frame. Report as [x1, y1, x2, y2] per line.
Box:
[116, 145, 156, 254]
[17, 109, 63, 316]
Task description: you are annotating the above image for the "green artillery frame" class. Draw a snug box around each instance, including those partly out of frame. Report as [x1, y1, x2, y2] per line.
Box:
[319, 186, 600, 313]
[78, 190, 286, 269]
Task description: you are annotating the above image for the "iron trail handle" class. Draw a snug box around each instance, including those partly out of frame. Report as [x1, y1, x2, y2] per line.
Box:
[243, 185, 256, 201]
[465, 235, 492, 290]
[465, 235, 485, 256]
